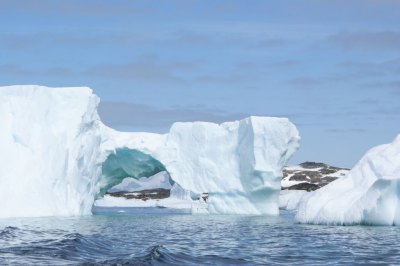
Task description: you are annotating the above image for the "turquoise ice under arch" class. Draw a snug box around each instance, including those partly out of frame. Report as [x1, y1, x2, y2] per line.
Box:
[97, 148, 168, 198]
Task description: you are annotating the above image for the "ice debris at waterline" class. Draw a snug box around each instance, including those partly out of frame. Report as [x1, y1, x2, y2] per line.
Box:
[0, 85, 300, 218]
[93, 171, 204, 214]
[296, 135, 400, 225]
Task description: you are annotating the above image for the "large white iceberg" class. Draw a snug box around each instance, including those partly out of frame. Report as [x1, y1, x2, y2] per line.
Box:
[296, 135, 400, 225]
[0, 85, 300, 218]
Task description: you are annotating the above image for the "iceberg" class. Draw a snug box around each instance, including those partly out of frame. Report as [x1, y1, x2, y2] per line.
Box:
[296, 135, 400, 225]
[0, 85, 300, 218]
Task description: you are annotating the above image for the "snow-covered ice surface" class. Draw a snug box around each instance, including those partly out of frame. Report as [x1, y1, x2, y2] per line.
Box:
[0, 85, 300, 217]
[296, 135, 400, 225]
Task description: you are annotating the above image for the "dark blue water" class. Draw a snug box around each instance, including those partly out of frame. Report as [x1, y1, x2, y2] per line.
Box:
[1, 211, 400, 265]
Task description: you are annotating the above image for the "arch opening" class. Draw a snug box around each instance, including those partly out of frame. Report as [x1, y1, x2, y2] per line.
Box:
[93, 147, 205, 214]
[97, 148, 168, 198]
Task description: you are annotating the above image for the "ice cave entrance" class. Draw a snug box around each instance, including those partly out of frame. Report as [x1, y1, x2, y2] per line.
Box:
[94, 148, 206, 214]
[98, 147, 168, 197]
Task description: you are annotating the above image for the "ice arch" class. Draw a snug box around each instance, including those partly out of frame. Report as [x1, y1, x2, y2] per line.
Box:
[0, 85, 300, 217]
[97, 148, 167, 197]
[102, 117, 300, 215]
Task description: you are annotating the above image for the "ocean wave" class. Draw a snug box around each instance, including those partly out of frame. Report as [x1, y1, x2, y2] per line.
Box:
[0, 232, 251, 266]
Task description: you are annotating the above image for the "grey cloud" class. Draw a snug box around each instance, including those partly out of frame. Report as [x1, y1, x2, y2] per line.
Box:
[195, 74, 240, 84]
[255, 38, 287, 48]
[327, 128, 366, 133]
[1, 1, 141, 16]
[0, 24, 293, 58]
[0, 52, 218, 86]
[0, 64, 79, 78]
[84, 56, 196, 83]
[287, 58, 400, 89]
[270, 60, 301, 68]
[327, 31, 400, 51]
[0, 64, 33, 76]
[170, 29, 213, 45]
[98, 101, 248, 132]
[359, 80, 400, 96]
[1, 52, 197, 84]
[340, 58, 400, 76]
[294, 121, 330, 127]
[194, 62, 269, 84]
[363, 80, 400, 90]
[86, 63, 181, 83]
[0, 29, 197, 52]
[59, 1, 142, 16]
[375, 105, 400, 115]
[0, 32, 148, 51]
[326, 0, 400, 8]
[323, 106, 400, 122]
[0, 33, 40, 50]
[44, 67, 76, 77]
[287, 77, 322, 87]
[358, 98, 380, 105]
[168, 28, 291, 51]
[300, 108, 388, 123]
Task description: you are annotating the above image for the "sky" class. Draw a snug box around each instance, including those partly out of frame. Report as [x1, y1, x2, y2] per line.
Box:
[0, 0, 399, 168]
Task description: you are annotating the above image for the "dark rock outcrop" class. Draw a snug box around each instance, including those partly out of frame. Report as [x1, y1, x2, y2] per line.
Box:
[299, 162, 328, 169]
[285, 182, 320, 192]
[107, 188, 170, 201]
[282, 162, 349, 191]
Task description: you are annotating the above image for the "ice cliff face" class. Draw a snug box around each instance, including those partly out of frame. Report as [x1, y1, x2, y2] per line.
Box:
[0, 86, 103, 217]
[296, 135, 400, 225]
[0, 85, 300, 217]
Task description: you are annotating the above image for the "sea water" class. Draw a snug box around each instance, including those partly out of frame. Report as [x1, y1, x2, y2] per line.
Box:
[1, 211, 399, 265]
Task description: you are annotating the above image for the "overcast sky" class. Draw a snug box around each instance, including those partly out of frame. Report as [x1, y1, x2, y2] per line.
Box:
[1, 0, 399, 167]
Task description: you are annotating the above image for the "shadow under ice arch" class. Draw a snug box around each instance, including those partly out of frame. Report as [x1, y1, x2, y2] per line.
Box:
[97, 148, 169, 198]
